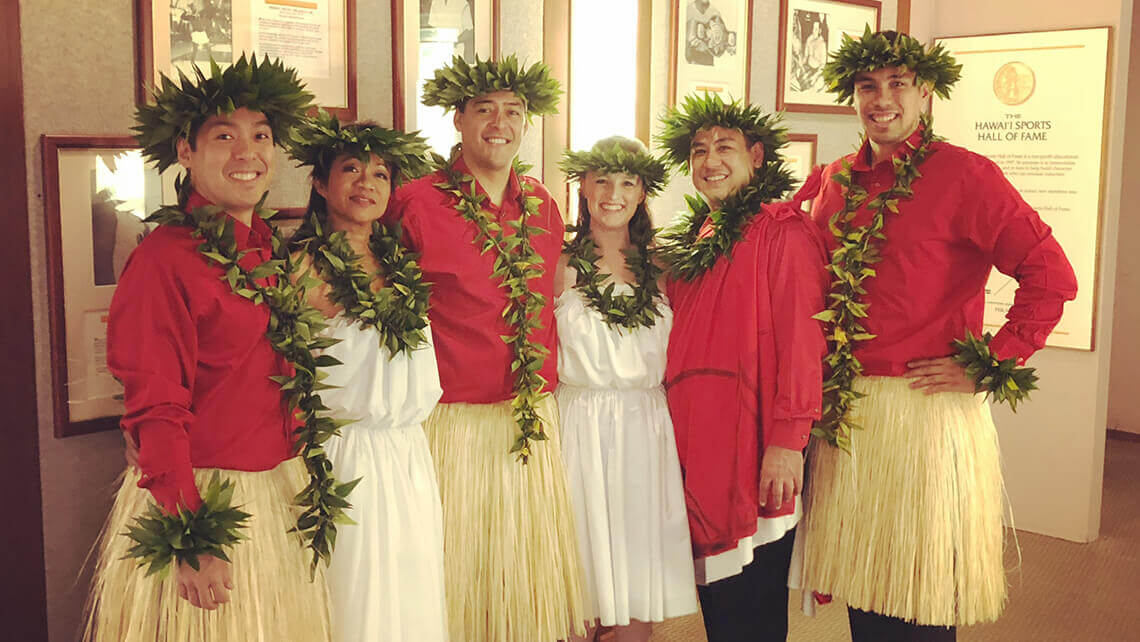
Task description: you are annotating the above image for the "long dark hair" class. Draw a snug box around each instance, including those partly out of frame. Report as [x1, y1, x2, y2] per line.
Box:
[572, 135, 655, 247]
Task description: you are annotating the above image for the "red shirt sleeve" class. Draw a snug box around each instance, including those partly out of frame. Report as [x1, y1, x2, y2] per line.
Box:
[764, 213, 828, 450]
[958, 158, 1078, 362]
[107, 238, 202, 514]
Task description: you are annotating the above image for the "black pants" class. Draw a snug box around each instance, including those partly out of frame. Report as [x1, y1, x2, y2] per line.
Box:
[848, 607, 957, 642]
[696, 528, 795, 642]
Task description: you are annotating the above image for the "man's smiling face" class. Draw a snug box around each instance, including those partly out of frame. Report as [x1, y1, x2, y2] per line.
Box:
[453, 90, 527, 172]
[688, 126, 764, 208]
[853, 66, 930, 152]
[177, 107, 275, 215]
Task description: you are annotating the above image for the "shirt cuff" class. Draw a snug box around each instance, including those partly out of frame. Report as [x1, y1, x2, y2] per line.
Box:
[989, 327, 1038, 365]
[767, 418, 812, 451]
[138, 469, 203, 515]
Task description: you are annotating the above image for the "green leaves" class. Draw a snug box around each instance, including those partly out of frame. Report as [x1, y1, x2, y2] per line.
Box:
[822, 26, 963, 105]
[656, 93, 791, 176]
[287, 110, 438, 186]
[952, 330, 1038, 411]
[559, 143, 669, 196]
[562, 224, 664, 330]
[123, 472, 251, 576]
[421, 54, 562, 120]
[813, 119, 940, 452]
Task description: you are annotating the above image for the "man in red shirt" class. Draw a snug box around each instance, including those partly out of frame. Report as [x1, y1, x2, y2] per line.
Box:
[799, 30, 1078, 641]
[85, 57, 334, 642]
[656, 93, 828, 642]
[385, 55, 586, 642]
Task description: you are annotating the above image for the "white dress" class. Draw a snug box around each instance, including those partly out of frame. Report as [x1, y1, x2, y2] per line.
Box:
[320, 315, 448, 642]
[555, 285, 699, 626]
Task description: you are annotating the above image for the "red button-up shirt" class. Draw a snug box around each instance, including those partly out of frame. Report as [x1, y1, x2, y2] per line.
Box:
[107, 193, 295, 514]
[386, 159, 563, 403]
[811, 127, 1078, 372]
[665, 193, 828, 558]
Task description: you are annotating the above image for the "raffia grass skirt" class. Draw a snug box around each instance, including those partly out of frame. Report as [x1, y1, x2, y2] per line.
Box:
[800, 377, 1007, 627]
[423, 396, 588, 642]
[83, 457, 332, 642]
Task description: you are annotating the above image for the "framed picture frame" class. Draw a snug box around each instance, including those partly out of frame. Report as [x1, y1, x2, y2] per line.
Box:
[783, 132, 818, 192]
[135, 0, 357, 120]
[392, 0, 498, 156]
[41, 135, 174, 438]
[776, 0, 880, 114]
[669, 0, 753, 104]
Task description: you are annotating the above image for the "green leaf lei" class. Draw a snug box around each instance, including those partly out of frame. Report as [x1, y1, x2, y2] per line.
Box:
[131, 182, 359, 575]
[811, 124, 938, 451]
[562, 225, 664, 329]
[952, 330, 1038, 411]
[291, 208, 431, 356]
[658, 161, 795, 281]
[123, 472, 251, 577]
[823, 27, 962, 105]
[436, 149, 551, 462]
[422, 54, 563, 120]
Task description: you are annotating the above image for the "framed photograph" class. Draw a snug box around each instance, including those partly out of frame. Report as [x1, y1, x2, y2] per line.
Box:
[393, 0, 497, 156]
[670, 0, 753, 104]
[776, 0, 880, 114]
[136, 0, 357, 120]
[783, 133, 818, 192]
[932, 27, 1111, 351]
[41, 136, 175, 437]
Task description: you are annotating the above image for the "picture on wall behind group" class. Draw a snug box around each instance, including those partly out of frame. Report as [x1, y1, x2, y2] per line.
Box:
[670, 0, 753, 103]
[783, 133, 818, 195]
[41, 136, 176, 438]
[932, 27, 1110, 351]
[137, 0, 357, 119]
[776, 0, 880, 114]
[393, 0, 496, 156]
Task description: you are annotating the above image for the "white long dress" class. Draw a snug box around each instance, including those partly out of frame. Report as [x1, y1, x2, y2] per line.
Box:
[320, 315, 448, 642]
[555, 285, 699, 626]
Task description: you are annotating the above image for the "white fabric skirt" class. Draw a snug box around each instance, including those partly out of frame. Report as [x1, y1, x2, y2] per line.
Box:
[326, 422, 448, 642]
[557, 384, 699, 626]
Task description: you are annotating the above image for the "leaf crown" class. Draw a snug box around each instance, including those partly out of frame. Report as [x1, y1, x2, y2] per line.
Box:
[823, 27, 962, 105]
[656, 93, 789, 175]
[559, 137, 669, 197]
[134, 54, 314, 172]
[288, 110, 439, 185]
[421, 54, 563, 119]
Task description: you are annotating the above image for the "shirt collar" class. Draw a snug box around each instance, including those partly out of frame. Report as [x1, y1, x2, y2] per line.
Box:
[850, 123, 927, 172]
[183, 191, 272, 250]
[452, 155, 523, 209]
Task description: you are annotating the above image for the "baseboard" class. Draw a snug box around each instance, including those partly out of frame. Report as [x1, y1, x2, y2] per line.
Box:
[1107, 428, 1140, 443]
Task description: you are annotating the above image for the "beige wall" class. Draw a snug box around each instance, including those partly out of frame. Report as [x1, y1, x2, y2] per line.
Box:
[919, 0, 1132, 542]
[22, 2, 396, 639]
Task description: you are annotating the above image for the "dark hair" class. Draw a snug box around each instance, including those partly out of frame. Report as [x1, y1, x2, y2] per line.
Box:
[304, 121, 394, 220]
[572, 136, 655, 246]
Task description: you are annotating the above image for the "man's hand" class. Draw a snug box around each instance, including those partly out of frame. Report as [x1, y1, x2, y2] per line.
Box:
[759, 446, 803, 511]
[123, 431, 140, 469]
[176, 556, 233, 610]
[904, 357, 976, 395]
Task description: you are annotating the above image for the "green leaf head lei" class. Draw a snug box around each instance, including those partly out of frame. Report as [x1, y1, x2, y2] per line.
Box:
[134, 54, 314, 172]
[656, 92, 790, 178]
[421, 54, 563, 120]
[823, 27, 962, 104]
[559, 136, 669, 197]
[288, 110, 439, 188]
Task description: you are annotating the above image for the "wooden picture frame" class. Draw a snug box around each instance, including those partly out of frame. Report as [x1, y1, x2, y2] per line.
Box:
[784, 132, 818, 191]
[775, 0, 880, 114]
[41, 135, 173, 437]
[392, 0, 498, 156]
[669, 0, 753, 104]
[135, 0, 357, 120]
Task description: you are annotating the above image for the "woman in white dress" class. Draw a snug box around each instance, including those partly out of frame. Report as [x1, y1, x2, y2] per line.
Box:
[289, 113, 447, 642]
[555, 136, 699, 642]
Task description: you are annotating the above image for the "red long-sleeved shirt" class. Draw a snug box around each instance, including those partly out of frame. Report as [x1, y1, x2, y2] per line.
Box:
[106, 192, 295, 514]
[665, 193, 828, 559]
[386, 159, 563, 403]
[811, 127, 1078, 372]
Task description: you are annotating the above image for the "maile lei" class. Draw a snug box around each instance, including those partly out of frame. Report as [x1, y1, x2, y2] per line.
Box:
[436, 148, 550, 462]
[126, 182, 357, 577]
[812, 119, 1036, 452]
[562, 225, 663, 329]
[291, 208, 431, 356]
[658, 161, 791, 281]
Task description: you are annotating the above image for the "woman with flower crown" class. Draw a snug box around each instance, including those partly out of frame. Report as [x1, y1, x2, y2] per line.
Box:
[555, 136, 699, 642]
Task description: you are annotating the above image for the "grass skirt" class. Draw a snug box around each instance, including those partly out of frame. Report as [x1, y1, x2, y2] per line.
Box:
[800, 377, 1007, 626]
[83, 458, 332, 642]
[424, 396, 587, 641]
